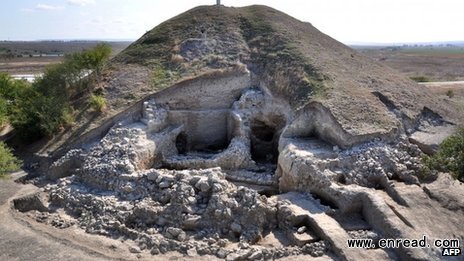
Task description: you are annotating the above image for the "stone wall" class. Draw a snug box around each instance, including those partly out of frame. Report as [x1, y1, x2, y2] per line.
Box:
[167, 110, 230, 151]
[153, 70, 251, 110]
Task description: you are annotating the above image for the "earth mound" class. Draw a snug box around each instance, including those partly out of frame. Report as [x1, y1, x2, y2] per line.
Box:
[11, 5, 464, 261]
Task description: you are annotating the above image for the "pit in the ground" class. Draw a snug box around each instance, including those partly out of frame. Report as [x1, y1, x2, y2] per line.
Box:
[250, 118, 284, 164]
[175, 130, 229, 155]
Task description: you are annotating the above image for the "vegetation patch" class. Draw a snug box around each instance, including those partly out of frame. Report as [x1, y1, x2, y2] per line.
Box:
[410, 75, 432, 82]
[239, 15, 273, 41]
[116, 22, 174, 66]
[0, 97, 8, 127]
[0, 142, 21, 178]
[239, 13, 326, 106]
[0, 44, 112, 141]
[422, 127, 464, 181]
[89, 94, 107, 113]
[150, 62, 181, 90]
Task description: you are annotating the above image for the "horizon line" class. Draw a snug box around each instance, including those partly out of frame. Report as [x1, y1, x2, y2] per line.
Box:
[1, 38, 464, 46]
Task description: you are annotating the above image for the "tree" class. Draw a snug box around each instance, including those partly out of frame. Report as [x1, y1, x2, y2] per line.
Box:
[87, 43, 112, 75]
[71, 43, 112, 81]
[8, 86, 49, 140]
[0, 73, 27, 102]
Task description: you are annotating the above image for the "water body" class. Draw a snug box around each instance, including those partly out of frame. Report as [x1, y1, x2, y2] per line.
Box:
[11, 70, 91, 83]
[11, 74, 42, 82]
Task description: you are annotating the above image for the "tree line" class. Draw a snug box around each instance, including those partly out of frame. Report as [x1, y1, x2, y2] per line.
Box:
[0, 43, 111, 176]
[0, 43, 111, 140]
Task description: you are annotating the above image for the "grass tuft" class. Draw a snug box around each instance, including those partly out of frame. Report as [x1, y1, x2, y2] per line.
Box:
[89, 94, 107, 113]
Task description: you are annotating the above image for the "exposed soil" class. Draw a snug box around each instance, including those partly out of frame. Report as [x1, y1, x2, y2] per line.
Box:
[0, 57, 62, 74]
[421, 82, 464, 122]
[0, 41, 131, 75]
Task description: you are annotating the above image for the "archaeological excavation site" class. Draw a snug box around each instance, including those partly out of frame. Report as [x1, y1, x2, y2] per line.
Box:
[5, 5, 464, 261]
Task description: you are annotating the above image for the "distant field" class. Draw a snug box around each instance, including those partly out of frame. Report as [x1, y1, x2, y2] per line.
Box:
[399, 46, 464, 56]
[354, 45, 464, 116]
[0, 41, 131, 74]
[355, 45, 464, 81]
[2, 42, 464, 83]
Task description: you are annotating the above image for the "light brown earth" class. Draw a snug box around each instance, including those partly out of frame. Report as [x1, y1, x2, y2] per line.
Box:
[0, 57, 62, 74]
[357, 47, 464, 82]
[421, 81, 464, 123]
[0, 41, 131, 75]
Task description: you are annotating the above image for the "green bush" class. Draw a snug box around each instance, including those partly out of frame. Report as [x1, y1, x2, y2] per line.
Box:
[0, 73, 30, 126]
[68, 43, 111, 81]
[0, 142, 21, 177]
[0, 73, 27, 101]
[84, 43, 111, 75]
[423, 128, 464, 181]
[8, 85, 64, 140]
[89, 94, 107, 112]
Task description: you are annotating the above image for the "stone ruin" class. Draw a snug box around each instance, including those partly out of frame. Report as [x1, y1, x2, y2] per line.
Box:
[15, 69, 463, 260]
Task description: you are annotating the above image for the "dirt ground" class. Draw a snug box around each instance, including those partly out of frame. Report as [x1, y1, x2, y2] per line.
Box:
[355, 47, 464, 118]
[419, 81, 464, 120]
[0, 41, 131, 75]
[0, 57, 62, 74]
[357, 47, 464, 82]
[421, 81, 464, 96]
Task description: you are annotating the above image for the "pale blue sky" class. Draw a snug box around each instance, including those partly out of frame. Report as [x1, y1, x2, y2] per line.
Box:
[1, 0, 463, 43]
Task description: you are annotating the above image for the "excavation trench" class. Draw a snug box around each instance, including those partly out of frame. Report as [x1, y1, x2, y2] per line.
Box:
[250, 119, 281, 164]
[168, 109, 232, 155]
[45, 79, 418, 259]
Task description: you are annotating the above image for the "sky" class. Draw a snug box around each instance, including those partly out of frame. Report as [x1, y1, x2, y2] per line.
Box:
[1, 0, 463, 44]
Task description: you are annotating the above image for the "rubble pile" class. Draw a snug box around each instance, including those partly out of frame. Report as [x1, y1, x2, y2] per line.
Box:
[42, 168, 328, 259]
[340, 139, 423, 187]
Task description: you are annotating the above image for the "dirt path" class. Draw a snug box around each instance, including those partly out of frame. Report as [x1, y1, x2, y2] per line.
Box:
[419, 81, 464, 87]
